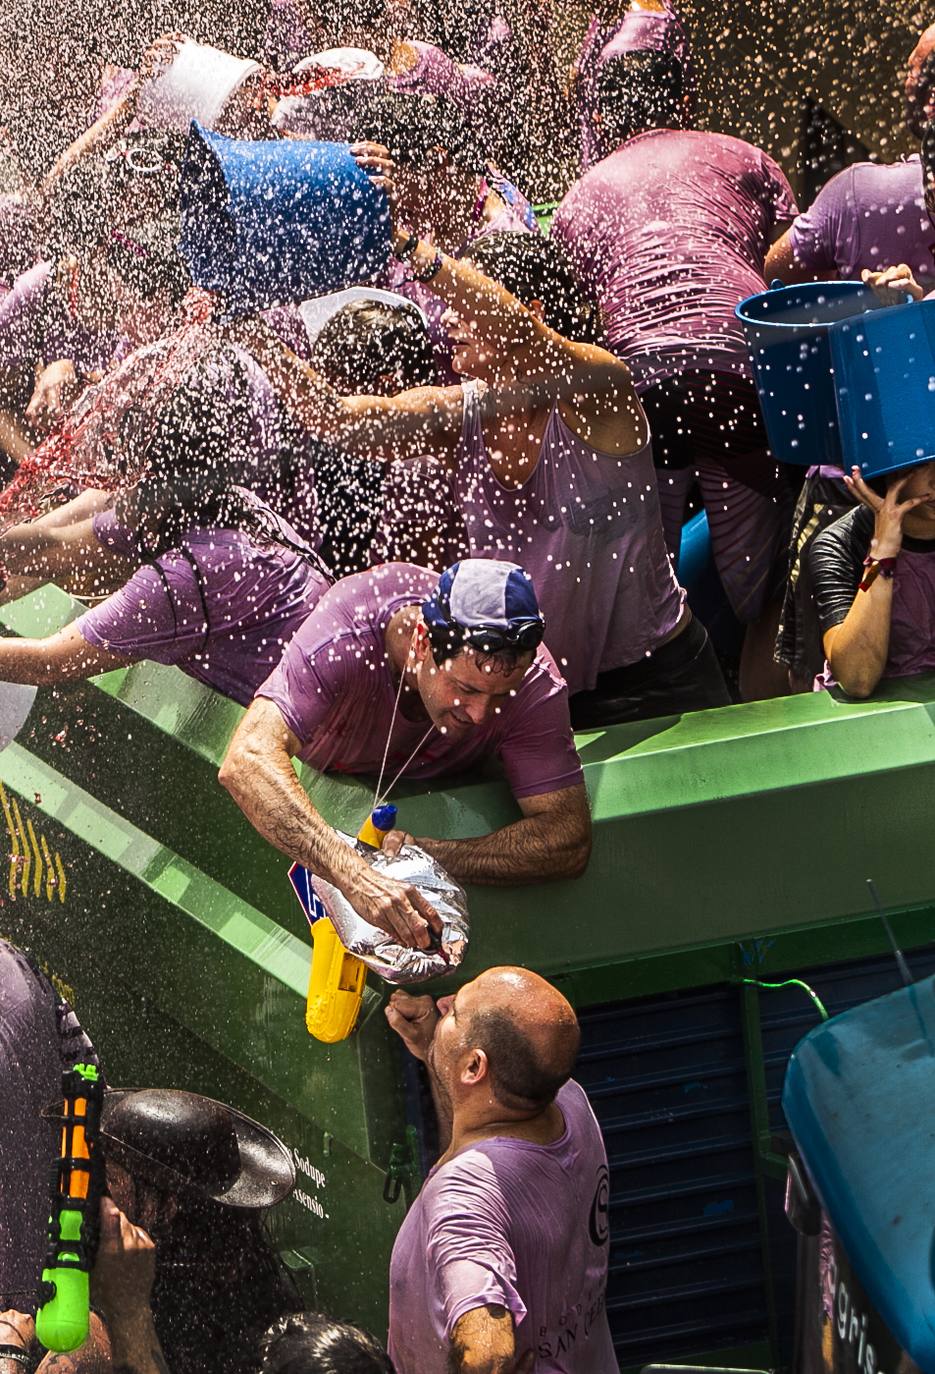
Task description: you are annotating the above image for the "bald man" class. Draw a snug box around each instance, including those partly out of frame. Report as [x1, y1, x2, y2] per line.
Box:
[385, 967, 615, 1374]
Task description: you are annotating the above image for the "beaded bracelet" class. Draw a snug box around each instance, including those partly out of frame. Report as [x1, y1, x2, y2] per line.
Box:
[859, 555, 898, 592]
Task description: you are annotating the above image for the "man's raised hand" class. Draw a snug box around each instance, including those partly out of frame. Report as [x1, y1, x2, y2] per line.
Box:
[385, 990, 439, 1060]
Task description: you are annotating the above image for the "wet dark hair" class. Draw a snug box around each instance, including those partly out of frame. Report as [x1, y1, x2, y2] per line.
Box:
[129, 353, 325, 577]
[299, 87, 485, 173]
[462, 231, 602, 343]
[256, 1312, 393, 1374]
[311, 300, 437, 395]
[466, 1006, 579, 1112]
[428, 636, 531, 674]
[595, 49, 686, 156]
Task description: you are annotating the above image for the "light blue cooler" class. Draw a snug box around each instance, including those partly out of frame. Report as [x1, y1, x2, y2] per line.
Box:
[830, 297, 935, 478]
[782, 977, 935, 1373]
[735, 281, 891, 466]
[179, 122, 391, 314]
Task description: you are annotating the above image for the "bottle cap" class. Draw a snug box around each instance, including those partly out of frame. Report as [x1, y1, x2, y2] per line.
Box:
[372, 803, 398, 832]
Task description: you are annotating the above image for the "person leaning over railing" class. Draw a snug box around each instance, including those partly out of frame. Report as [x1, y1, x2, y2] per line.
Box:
[220, 558, 591, 952]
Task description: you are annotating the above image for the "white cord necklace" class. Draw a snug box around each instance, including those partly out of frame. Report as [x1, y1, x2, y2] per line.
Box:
[371, 632, 436, 813]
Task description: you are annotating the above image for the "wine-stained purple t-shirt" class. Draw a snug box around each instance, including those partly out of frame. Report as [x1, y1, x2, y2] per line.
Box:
[255, 562, 584, 798]
[787, 155, 935, 290]
[388, 1080, 616, 1374]
[551, 129, 798, 392]
[76, 499, 328, 705]
[455, 382, 685, 694]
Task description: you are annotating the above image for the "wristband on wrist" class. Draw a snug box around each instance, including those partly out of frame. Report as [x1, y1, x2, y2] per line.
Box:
[393, 230, 420, 261]
[411, 247, 444, 283]
[859, 555, 898, 592]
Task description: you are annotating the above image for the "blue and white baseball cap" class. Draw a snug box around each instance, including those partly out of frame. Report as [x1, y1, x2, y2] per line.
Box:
[422, 559, 545, 655]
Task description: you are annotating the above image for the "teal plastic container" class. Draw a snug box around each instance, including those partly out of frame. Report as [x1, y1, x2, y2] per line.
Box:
[782, 976, 935, 1372]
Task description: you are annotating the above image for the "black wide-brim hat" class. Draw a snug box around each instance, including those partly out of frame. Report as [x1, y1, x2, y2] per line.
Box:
[100, 1088, 295, 1211]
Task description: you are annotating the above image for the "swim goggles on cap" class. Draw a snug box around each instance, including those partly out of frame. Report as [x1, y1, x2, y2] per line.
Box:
[432, 616, 545, 656]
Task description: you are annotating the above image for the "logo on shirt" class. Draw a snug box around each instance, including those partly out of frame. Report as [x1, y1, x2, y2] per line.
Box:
[589, 1164, 610, 1246]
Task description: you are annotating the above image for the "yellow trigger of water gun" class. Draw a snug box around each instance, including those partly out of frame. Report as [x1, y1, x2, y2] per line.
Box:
[305, 804, 398, 1044]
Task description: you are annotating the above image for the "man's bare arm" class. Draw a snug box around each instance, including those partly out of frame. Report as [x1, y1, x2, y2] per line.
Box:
[763, 226, 829, 285]
[219, 699, 441, 947]
[449, 1306, 522, 1374]
[0, 623, 132, 682]
[0, 517, 134, 590]
[416, 784, 591, 885]
[226, 318, 464, 462]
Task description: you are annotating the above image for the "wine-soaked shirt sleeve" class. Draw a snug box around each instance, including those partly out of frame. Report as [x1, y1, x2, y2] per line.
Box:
[498, 655, 584, 798]
[787, 166, 855, 275]
[75, 561, 207, 664]
[430, 1156, 528, 1336]
[254, 609, 352, 746]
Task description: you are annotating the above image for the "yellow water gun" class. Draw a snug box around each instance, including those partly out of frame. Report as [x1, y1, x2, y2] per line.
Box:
[303, 804, 398, 1044]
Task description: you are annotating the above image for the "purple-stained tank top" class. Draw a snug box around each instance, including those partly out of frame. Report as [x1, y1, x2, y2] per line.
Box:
[575, 0, 690, 171]
[454, 380, 686, 694]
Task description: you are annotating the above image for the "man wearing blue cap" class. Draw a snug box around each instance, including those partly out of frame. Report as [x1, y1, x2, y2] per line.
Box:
[219, 559, 591, 949]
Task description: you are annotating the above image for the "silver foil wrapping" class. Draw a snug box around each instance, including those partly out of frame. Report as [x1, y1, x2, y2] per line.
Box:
[312, 833, 469, 983]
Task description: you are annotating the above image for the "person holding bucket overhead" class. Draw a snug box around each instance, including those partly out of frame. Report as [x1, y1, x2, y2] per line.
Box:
[765, 24, 935, 295]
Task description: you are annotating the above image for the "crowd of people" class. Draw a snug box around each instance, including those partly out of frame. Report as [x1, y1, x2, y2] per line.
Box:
[2, 0, 935, 1370]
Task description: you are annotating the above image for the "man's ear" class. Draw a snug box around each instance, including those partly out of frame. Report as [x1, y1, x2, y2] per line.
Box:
[414, 620, 432, 663]
[527, 298, 546, 323]
[461, 1047, 489, 1087]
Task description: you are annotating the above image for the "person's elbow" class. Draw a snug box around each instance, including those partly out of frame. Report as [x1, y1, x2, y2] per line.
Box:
[833, 665, 880, 699]
[218, 724, 264, 801]
[555, 810, 592, 880]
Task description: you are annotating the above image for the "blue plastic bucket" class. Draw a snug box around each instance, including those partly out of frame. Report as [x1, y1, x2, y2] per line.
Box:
[830, 298, 935, 478]
[179, 122, 391, 314]
[736, 281, 891, 466]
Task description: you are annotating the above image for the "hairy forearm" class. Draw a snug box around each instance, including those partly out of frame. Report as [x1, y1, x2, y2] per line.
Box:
[827, 584, 893, 697]
[219, 729, 367, 889]
[108, 1313, 170, 1374]
[419, 815, 590, 885]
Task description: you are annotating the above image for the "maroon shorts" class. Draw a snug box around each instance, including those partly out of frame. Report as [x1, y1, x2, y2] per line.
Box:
[642, 370, 798, 624]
